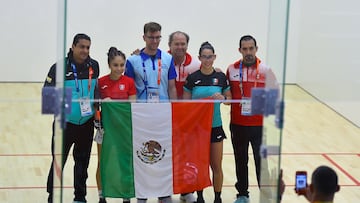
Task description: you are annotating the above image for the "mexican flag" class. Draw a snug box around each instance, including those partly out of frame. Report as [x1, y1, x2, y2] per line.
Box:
[100, 102, 214, 199]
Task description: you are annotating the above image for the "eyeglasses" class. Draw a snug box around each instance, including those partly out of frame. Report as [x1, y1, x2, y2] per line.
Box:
[200, 55, 215, 60]
[146, 35, 162, 41]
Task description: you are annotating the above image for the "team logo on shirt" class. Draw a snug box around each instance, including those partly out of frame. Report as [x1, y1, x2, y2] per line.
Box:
[66, 72, 73, 77]
[137, 140, 165, 164]
[212, 78, 219, 85]
[119, 84, 125, 90]
[101, 85, 108, 89]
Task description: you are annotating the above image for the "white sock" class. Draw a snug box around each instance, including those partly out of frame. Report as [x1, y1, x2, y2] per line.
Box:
[98, 190, 104, 198]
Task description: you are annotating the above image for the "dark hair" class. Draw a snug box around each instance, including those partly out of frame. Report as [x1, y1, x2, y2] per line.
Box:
[144, 22, 161, 34]
[107, 47, 126, 65]
[312, 166, 338, 196]
[67, 33, 91, 59]
[168, 31, 190, 46]
[239, 35, 257, 48]
[199, 41, 215, 55]
[72, 33, 91, 46]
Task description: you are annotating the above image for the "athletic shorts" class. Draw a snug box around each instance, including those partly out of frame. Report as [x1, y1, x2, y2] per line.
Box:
[211, 126, 227, 143]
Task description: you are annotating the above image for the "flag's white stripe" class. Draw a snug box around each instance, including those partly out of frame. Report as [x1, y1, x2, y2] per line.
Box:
[132, 103, 173, 198]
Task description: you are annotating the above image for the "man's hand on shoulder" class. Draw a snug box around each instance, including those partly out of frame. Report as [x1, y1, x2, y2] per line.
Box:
[131, 49, 140, 56]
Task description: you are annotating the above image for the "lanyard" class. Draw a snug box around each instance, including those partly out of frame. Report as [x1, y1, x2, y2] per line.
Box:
[239, 59, 259, 96]
[71, 64, 80, 92]
[140, 57, 162, 97]
[141, 57, 162, 85]
[175, 62, 186, 82]
[88, 66, 93, 92]
[157, 59, 162, 85]
[71, 63, 93, 93]
[174, 54, 192, 82]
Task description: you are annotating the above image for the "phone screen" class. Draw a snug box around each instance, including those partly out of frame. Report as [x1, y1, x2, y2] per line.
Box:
[296, 174, 307, 189]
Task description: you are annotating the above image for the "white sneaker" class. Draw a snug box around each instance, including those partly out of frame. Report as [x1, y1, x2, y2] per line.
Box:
[180, 193, 196, 203]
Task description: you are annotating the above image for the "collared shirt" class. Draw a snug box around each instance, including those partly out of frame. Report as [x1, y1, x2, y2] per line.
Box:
[98, 74, 136, 99]
[125, 48, 177, 101]
[226, 58, 268, 126]
[184, 69, 230, 127]
[44, 56, 100, 125]
[171, 52, 201, 99]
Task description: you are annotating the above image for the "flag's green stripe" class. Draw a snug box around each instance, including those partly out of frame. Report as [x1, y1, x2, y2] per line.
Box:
[101, 102, 135, 198]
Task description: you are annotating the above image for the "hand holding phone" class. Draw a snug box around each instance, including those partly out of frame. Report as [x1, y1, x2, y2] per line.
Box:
[295, 171, 307, 195]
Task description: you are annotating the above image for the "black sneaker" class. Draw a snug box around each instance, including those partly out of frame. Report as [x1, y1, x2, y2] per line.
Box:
[99, 198, 107, 203]
[197, 197, 205, 203]
[48, 194, 52, 203]
[214, 198, 222, 203]
[123, 198, 130, 203]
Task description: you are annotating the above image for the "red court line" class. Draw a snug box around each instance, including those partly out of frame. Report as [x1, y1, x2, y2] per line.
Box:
[0, 186, 94, 190]
[0, 153, 51, 156]
[281, 152, 360, 155]
[223, 152, 360, 156]
[322, 154, 360, 186]
[0, 153, 95, 157]
[1, 152, 360, 156]
[1, 184, 359, 190]
[0, 185, 244, 190]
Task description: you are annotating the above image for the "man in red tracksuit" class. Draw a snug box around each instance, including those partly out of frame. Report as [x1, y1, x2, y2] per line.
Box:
[226, 35, 278, 203]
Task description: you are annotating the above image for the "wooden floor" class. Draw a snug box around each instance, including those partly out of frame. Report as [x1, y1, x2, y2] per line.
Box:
[0, 83, 359, 203]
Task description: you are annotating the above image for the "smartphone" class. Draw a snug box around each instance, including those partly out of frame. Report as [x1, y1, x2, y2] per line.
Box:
[295, 171, 307, 194]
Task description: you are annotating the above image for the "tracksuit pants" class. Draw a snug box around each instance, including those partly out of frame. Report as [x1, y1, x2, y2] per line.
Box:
[230, 124, 262, 197]
[47, 118, 94, 202]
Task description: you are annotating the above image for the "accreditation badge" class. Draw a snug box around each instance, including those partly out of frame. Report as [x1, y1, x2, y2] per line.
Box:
[240, 97, 252, 116]
[79, 97, 93, 116]
[147, 91, 160, 103]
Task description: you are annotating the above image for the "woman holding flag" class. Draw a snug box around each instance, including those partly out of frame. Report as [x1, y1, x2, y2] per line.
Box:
[183, 41, 232, 203]
[94, 47, 136, 203]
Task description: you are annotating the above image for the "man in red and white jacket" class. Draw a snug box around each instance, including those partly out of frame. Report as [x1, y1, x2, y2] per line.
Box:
[168, 31, 200, 100]
[226, 35, 278, 203]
